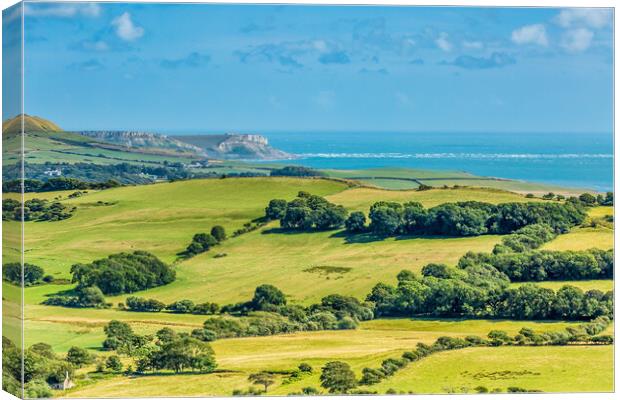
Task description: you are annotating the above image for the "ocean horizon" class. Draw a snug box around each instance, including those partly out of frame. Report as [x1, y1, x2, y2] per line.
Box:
[259, 131, 613, 192]
[161, 130, 612, 191]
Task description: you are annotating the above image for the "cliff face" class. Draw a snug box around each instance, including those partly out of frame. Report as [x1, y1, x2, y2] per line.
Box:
[74, 130, 292, 160]
[176, 133, 293, 160]
[77, 131, 205, 156]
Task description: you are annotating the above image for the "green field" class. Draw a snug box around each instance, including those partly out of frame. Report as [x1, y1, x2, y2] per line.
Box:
[21, 178, 347, 275]
[60, 318, 599, 397]
[370, 345, 613, 394]
[322, 167, 587, 194]
[543, 206, 613, 251]
[62, 346, 613, 397]
[511, 280, 613, 293]
[3, 176, 613, 396]
[3, 130, 198, 166]
[20, 179, 535, 306]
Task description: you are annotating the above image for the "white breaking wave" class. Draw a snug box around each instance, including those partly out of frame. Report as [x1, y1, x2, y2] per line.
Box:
[295, 152, 613, 159]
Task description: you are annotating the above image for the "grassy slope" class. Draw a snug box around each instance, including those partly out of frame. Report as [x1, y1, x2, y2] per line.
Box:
[20, 181, 527, 353]
[3, 130, 197, 166]
[2, 114, 63, 134]
[6, 177, 613, 396]
[323, 167, 587, 195]
[22, 178, 347, 276]
[62, 319, 592, 397]
[543, 206, 613, 252]
[371, 346, 613, 394]
[511, 280, 614, 292]
[21, 181, 538, 308]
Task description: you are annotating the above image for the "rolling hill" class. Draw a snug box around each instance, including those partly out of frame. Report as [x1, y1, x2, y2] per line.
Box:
[2, 115, 201, 166]
[2, 114, 63, 135]
[3, 177, 612, 396]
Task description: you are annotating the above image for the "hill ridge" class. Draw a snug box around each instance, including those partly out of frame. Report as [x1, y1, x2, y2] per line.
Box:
[2, 114, 62, 135]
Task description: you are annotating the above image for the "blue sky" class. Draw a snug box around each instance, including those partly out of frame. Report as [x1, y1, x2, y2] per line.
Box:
[3, 3, 614, 133]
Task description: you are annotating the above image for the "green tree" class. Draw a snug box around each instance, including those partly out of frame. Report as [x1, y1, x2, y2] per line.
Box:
[76, 286, 106, 307]
[248, 372, 276, 392]
[265, 199, 287, 220]
[252, 284, 286, 310]
[156, 327, 177, 343]
[3, 262, 45, 285]
[298, 362, 313, 373]
[210, 225, 227, 242]
[66, 346, 93, 367]
[70, 251, 175, 295]
[579, 193, 597, 206]
[487, 330, 512, 346]
[103, 320, 138, 354]
[166, 299, 195, 313]
[421, 263, 452, 279]
[105, 355, 123, 372]
[345, 211, 366, 233]
[147, 335, 216, 373]
[320, 361, 357, 393]
[191, 233, 218, 252]
[369, 203, 403, 237]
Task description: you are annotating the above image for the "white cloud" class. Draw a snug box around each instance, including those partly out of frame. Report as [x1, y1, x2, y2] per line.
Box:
[24, 4, 100, 18]
[561, 28, 594, 52]
[555, 8, 612, 29]
[462, 40, 484, 50]
[435, 32, 452, 52]
[511, 24, 548, 46]
[112, 12, 144, 41]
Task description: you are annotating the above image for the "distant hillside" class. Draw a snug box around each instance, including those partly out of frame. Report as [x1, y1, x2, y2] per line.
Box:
[176, 133, 293, 160]
[2, 115, 202, 166]
[77, 131, 205, 157]
[2, 114, 62, 135]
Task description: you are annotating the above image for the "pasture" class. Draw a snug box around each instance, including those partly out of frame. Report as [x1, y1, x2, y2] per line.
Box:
[4, 176, 613, 396]
[60, 318, 603, 397]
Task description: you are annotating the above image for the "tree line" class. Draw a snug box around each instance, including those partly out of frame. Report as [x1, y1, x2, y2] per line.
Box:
[123, 296, 220, 314]
[3, 262, 49, 286]
[101, 321, 217, 374]
[237, 316, 611, 395]
[491, 223, 557, 253]
[367, 264, 613, 321]
[270, 166, 326, 177]
[2, 161, 274, 193]
[354, 199, 586, 237]
[69, 251, 175, 295]
[264, 192, 588, 237]
[43, 251, 176, 308]
[2, 177, 122, 193]
[459, 248, 613, 282]
[190, 285, 373, 340]
[3, 198, 75, 222]
[265, 192, 348, 231]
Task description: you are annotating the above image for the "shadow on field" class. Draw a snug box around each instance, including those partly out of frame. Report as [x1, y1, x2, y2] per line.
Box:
[261, 227, 314, 235]
[43, 287, 79, 298]
[330, 231, 385, 244]
[330, 231, 462, 244]
[127, 369, 238, 378]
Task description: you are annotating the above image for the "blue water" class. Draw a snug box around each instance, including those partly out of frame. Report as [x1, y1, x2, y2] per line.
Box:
[263, 131, 613, 191]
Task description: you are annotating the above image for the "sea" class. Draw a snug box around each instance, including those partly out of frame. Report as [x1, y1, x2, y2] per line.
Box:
[263, 131, 614, 192]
